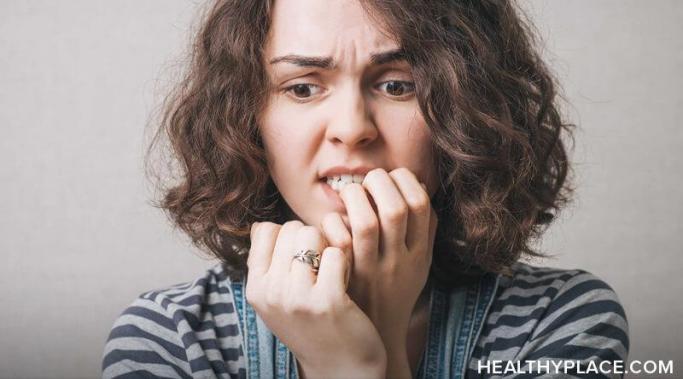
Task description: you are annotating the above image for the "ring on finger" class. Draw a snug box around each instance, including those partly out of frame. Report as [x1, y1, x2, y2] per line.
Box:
[292, 249, 321, 273]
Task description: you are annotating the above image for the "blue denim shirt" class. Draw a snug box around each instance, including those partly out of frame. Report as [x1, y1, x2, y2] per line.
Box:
[230, 272, 499, 379]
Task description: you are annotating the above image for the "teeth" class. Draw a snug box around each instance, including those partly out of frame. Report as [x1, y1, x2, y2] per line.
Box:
[326, 174, 365, 192]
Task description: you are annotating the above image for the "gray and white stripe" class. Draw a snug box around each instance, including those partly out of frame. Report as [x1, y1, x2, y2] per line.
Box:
[102, 262, 628, 378]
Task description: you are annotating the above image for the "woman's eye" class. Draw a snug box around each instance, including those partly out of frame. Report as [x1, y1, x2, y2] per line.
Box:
[284, 83, 322, 100]
[377, 80, 415, 98]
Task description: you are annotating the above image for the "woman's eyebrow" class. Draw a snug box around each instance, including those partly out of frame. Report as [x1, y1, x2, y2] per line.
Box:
[268, 48, 406, 69]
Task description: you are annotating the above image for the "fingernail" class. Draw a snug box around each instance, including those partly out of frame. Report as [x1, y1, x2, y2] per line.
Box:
[420, 182, 428, 191]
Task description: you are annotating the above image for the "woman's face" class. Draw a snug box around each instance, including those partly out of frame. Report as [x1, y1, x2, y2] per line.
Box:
[259, 0, 437, 226]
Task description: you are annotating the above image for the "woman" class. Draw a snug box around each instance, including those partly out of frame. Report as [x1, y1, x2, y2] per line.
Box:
[103, 0, 629, 378]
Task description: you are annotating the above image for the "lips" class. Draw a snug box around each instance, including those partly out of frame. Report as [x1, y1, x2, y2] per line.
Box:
[317, 165, 377, 209]
[325, 174, 365, 191]
[318, 165, 375, 180]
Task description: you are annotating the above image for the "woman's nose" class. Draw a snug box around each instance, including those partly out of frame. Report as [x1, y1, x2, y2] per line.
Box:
[324, 86, 378, 148]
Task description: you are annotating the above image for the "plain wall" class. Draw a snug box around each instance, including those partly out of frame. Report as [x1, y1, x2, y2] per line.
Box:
[1, 1, 681, 378]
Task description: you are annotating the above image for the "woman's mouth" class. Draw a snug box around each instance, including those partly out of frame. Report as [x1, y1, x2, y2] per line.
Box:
[320, 175, 366, 212]
[324, 174, 365, 192]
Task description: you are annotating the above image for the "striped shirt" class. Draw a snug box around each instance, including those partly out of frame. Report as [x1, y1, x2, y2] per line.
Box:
[102, 262, 629, 378]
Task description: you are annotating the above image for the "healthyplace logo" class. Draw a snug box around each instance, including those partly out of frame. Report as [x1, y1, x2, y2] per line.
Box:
[476, 359, 674, 376]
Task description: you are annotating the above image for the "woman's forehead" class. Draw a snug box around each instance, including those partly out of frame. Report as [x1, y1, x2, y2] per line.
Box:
[265, 0, 398, 64]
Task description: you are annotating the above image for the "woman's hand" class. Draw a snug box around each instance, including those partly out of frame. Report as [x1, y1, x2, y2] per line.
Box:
[246, 220, 387, 379]
[319, 167, 438, 378]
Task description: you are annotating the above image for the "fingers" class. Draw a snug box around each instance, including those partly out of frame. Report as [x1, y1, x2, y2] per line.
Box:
[268, 220, 304, 280]
[320, 212, 353, 285]
[320, 212, 353, 255]
[362, 169, 409, 253]
[247, 222, 280, 278]
[338, 183, 379, 278]
[248, 221, 329, 306]
[388, 168, 432, 252]
[315, 246, 349, 297]
[289, 226, 326, 295]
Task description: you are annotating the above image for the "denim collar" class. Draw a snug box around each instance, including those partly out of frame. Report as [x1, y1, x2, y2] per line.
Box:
[231, 271, 500, 379]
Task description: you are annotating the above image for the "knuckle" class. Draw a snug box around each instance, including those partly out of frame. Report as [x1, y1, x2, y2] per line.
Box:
[283, 220, 304, 230]
[259, 221, 280, 232]
[310, 299, 333, 316]
[406, 193, 430, 213]
[337, 236, 352, 252]
[326, 227, 351, 249]
[299, 224, 320, 236]
[394, 167, 412, 177]
[281, 299, 295, 315]
[251, 222, 278, 241]
[299, 225, 324, 243]
[381, 261, 400, 276]
[283, 296, 309, 315]
[328, 233, 351, 250]
[381, 204, 408, 223]
[355, 218, 378, 237]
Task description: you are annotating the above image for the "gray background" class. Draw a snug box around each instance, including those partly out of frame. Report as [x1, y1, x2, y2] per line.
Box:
[1, 1, 681, 378]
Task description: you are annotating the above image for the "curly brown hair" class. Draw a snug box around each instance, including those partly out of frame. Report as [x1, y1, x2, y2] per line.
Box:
[146, 0, 575, 287]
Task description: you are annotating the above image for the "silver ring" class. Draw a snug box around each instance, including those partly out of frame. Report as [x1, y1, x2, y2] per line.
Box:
[292, 249, 321, 273]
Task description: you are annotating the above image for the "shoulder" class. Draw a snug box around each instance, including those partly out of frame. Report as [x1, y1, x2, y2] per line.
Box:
[469, 262, 629, 375]
[101, 264, 246, 379]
